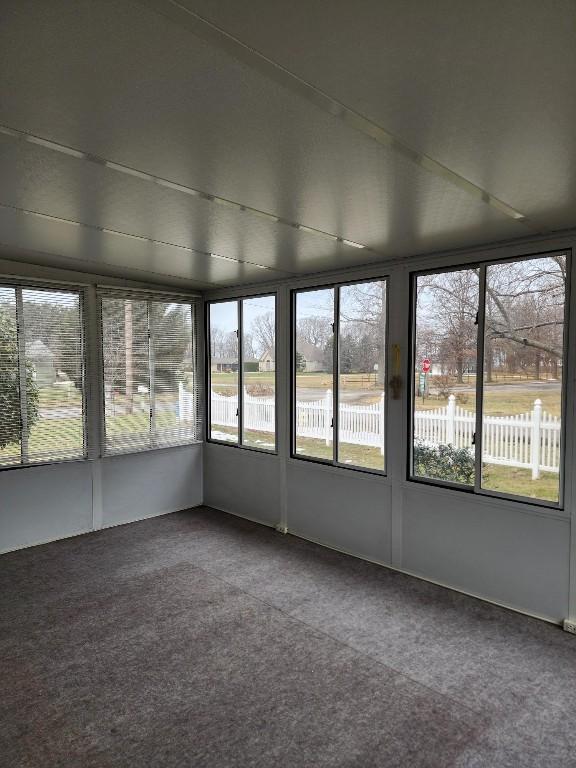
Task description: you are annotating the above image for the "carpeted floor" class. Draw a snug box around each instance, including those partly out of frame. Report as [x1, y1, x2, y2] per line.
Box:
[1, 507, 576, 767]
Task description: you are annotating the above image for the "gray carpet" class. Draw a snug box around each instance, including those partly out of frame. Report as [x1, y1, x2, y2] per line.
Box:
[1, 507, 575, 767]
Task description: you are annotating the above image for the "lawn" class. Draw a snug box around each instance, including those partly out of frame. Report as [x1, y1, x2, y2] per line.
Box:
[212, 371, 383, 395]
[415, 386, 562, 417]
[0, 409, 187, 464]
[0, 416, 84, 463]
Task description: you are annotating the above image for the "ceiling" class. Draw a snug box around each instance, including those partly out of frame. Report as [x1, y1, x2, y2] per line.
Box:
[0, 0, 574, 290]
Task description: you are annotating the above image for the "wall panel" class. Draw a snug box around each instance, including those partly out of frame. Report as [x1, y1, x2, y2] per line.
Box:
[401, 484, 570, 621]
[0, 462, 93, 553]
[204, 443, 281, 527]
[286, 461, 393, 565]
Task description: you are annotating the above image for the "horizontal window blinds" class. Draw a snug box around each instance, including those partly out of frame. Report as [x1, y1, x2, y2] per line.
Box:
[100, 294, 200, 455]
[0, 284, 85, 467]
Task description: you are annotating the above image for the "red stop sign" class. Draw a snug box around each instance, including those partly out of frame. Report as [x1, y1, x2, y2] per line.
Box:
[422, 358, 431, 373]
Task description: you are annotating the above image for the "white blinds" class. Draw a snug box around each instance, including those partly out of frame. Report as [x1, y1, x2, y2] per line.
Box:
[100, 294, 200, 455]
[0, 284, 85, 467]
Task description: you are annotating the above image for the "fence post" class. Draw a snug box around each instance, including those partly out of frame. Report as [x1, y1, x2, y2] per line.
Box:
[178, 381, 183, 420]
[447, 394, 456, 445]
[325, 389, 333, 446]
[531, 399, 542, 480]
[379, 392, 385, 455]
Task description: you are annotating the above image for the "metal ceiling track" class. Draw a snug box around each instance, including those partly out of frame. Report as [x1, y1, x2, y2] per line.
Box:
[0, 200, 292, 283]
[137, 0, 534, 229]
[0, 123, 373, 262]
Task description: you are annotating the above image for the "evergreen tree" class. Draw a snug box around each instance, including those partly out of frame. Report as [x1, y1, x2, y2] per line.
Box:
[0, 307, 39, 450]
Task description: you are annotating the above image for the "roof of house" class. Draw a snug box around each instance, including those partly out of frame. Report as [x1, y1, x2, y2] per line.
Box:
[212, 356, 258, 365]
[296, 340, 325, 363]
[259, 348, 275, 361]
[25, 340, 54, 360]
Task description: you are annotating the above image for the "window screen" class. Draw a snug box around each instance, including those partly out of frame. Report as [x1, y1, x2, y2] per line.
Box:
[101, 294, 200, 454]
[0, 284, 85, 467]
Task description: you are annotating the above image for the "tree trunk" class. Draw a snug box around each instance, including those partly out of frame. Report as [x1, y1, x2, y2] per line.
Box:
[485, 340, 493, 383]
[456, 358, 464, 384]
[376, 282, 386, 386]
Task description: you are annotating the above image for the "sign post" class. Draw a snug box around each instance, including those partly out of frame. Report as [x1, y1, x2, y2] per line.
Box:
[420, 358, 431, 401]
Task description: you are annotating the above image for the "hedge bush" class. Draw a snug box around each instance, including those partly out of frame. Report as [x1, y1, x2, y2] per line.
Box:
[413, 441, 475, 485]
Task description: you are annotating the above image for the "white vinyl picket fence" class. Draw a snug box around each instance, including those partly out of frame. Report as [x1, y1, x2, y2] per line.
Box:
[187, 387, 562, 478]
[415, 394, 561, 479]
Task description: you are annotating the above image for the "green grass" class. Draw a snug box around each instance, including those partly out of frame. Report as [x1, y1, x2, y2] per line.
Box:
[0, 416, 83, 463]
[482, 465, 559, 502]
[38, 385, 82, 408]
[0, 409, 184, 464]
[415, 387, 562, 417]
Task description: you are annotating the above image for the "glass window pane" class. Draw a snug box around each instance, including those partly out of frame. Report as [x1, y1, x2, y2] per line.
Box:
[412, 269, 479, 486]
[242, 296, 275, 451]
[150, 302, 196, 447]
[0, 286, 21, 466]
[294, 288, 334, 460]
[209, 301, 239, 443]
[481, 255, 566, 503]
[22, 288, 85, 463]
[102, 298, 151, 453]
[337, 280, 386, 471]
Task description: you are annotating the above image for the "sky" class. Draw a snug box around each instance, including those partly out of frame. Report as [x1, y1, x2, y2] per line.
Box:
[209, 295, 275, 336]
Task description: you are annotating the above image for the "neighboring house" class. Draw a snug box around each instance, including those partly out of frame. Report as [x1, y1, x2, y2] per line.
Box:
[296, 340, 326, 372]
[26, 340, 57, 387]
[211, 357, 259, 373]
[211, 357, 238, 373]
[258, 348, 275, 372]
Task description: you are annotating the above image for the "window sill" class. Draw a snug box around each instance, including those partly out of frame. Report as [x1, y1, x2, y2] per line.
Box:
[288, 454, 390, 483]
[402, 477, 569, 521]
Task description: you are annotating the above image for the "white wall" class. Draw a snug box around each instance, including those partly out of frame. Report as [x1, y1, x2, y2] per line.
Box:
[203, 231, 576, 624]
[0, 445, 203, 554]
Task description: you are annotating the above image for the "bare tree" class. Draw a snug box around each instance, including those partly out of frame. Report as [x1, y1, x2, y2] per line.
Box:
[417, 256, 566, 383]
[417, 270, 478, 383]
[251, 312, 275, 357]
[296, 316, 332, 348]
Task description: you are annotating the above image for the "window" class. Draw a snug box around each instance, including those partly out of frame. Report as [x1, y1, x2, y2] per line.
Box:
[101, 294, 200, 454]
[208, 295, 276, 451]
[293, 279, 387, 472]
[0, 283, 85, 467]
[411, 252, 568, 505]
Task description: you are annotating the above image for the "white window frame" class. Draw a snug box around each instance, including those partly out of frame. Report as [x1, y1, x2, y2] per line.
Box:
[409, 250, 570, 509]
[98, 288, 202, 457]
[206, 293, 278, 454]
[0, 278, 87, 470]
[291, 276, 389, 476]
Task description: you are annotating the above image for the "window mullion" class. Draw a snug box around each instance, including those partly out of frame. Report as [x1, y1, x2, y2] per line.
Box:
[238, 300, 243, 445]
[15, 287, 29, 464]
[332, 286, 339, 465]
[474, 265, 487, 493]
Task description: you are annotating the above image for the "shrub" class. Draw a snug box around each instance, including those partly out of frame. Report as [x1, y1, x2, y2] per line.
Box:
[246, 383, 274, 397]
[433, 374, 452, 400]
[413, 441, 475, 485]
[0, 309, 39, 449]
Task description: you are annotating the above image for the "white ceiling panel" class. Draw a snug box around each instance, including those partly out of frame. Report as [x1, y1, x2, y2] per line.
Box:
[0, 206, 284, 289]
[179, 0, 576, 232]
[0, 0, 568, 288]
[0, 130, 526, 277]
